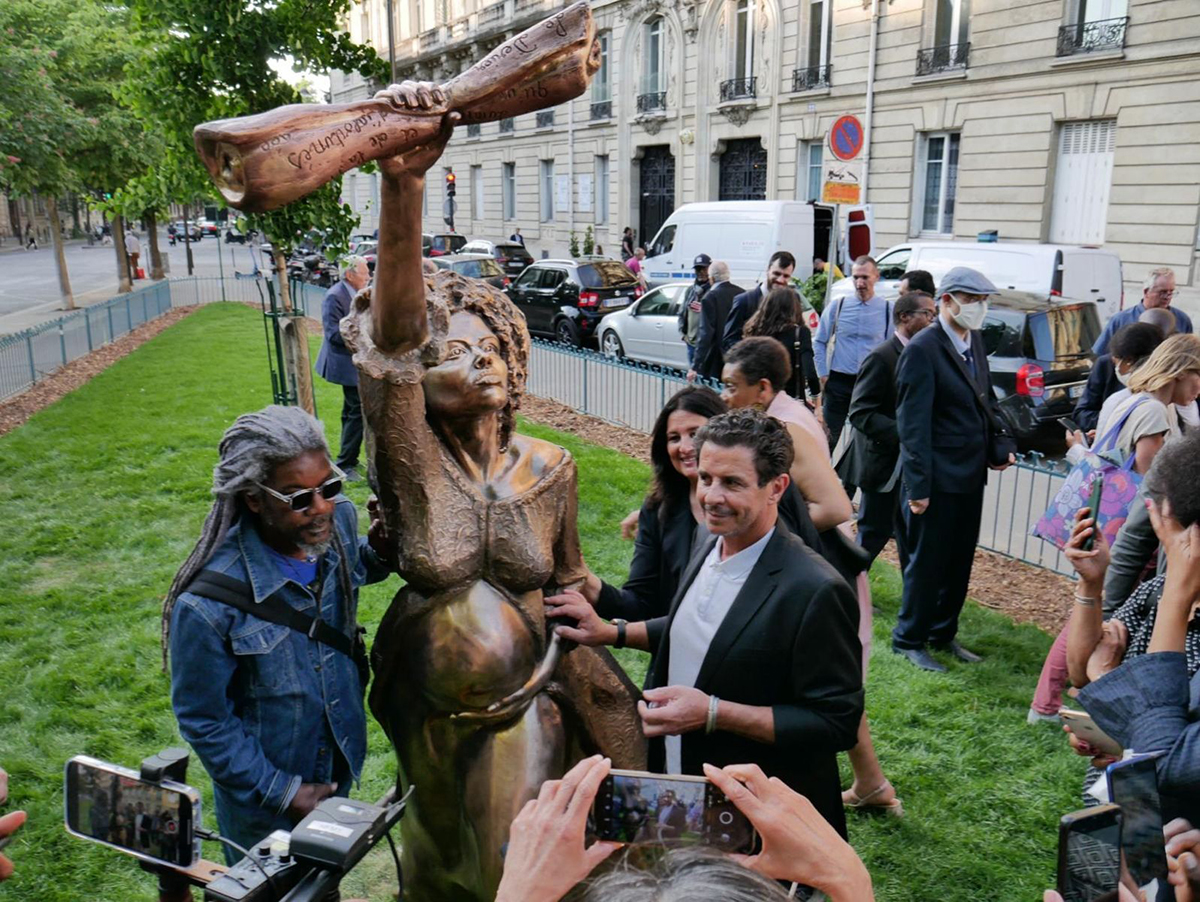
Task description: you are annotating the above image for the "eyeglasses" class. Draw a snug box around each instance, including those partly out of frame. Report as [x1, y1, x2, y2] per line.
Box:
[256, 466, 346, 512]
[906, 308, 936, 319]
[1149, 289, 1178, 300]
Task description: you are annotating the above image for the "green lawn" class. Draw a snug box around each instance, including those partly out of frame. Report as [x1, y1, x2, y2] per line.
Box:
[0, 303, 1083, 901]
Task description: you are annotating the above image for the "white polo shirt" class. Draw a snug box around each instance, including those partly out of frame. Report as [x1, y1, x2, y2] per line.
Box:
[664, 527, 774, 774]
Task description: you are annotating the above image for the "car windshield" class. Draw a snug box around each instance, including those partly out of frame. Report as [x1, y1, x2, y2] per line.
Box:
[1027, 304, 1100, 361]
[578, 262, 637, 288]
[456, 259, 503, 278]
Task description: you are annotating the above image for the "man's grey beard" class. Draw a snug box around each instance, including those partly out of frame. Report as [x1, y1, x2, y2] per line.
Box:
[298, 538, 332, 558]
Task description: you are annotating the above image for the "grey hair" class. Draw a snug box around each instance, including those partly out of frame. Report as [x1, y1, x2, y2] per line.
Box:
[342, 255, 368, 278]
[1143, 266, 1175, 292]
[583, 848, 791, 902]
[160, 405, 332, 669]
[709, 260, 731, 283]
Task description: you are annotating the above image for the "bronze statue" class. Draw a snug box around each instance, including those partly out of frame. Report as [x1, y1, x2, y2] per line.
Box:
[193, 6, 646, 901]
[193, 2, 601, 212]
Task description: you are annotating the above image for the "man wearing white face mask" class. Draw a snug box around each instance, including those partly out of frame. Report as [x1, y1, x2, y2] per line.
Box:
[891, 267, 1017, 672]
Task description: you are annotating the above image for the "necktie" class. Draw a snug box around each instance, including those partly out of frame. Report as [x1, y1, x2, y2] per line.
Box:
[963, 348, 977, 379]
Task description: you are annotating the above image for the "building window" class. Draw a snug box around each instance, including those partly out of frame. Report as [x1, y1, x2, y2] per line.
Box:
[502, 162, 516, 220]
[472, 165, 483, 220]
[595, 155, 610, 225]
[1058, 0, 1129, 56]
[643, 17, 663, 95]
[797, 142, 823, 202]
[735, 0, 755, 80]
[807, 0, 830, 70]
[934, 0, 968, 49]
[540, 159, 555, 222]
[593, 33, 610, 102]
[1050, 120, 1116, 244]
[916, 132, 960, 235]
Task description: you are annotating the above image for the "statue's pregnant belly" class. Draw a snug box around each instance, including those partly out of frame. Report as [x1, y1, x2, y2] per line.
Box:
[401, 580, 539, 713]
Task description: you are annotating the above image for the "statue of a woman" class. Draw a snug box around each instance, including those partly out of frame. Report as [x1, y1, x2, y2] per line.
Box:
[340, 85, 646, 902]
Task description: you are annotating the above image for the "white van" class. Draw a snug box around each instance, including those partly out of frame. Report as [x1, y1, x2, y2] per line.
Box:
[829, 239, 1125, 322]
[642, 201, 871, 290]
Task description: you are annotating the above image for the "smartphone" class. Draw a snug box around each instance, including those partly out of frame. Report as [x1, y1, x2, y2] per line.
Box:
[590, 769, 757, 854]
[1059, 417, 1084, 436]
[63, 755, 201, 868]
[1058, 805, 1122, 902]
[1107, 754, 1173, 899]
[1059, 709, 1123, 758]
[1082, 473, 1105, 552]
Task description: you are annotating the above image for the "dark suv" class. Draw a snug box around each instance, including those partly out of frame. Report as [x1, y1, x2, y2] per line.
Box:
[981, 292, 1100, 449]
[507, 259, 642, 346]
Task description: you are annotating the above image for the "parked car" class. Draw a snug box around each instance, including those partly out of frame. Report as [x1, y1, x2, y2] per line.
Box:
[460, 239, 534, 276]
[597, 282, 692, 370]
[353, 240, 378, 273]
[507, 259, 642, 346]
[198, 219, 220, 238]
[828, 239, 1125, 324]
[430, 253, 509, 289]
[979, 292, 1100, 448]
[172, 221, 202, 241]
[426, 233, 467, 257]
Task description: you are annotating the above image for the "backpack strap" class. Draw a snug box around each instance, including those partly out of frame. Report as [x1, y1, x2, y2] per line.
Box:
[186, 569, 355, 659]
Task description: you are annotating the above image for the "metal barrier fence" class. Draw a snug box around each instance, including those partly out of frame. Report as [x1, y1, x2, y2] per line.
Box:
[526, 338, 1076, 577]
[0, 274, 315, 402]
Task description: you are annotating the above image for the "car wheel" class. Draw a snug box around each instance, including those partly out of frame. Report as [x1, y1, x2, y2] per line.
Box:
[556, 319, 581, 346]
[601, 330, 624, 358]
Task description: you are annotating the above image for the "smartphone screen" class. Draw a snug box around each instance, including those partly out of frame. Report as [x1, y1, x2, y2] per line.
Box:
[1058, 805, 1122, 902]
[63, 755, 199, 868]
[591, 770, 756, 854]
[1107, 755, 1171, 898]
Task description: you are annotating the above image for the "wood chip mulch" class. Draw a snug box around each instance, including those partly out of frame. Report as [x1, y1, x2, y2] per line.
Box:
[0, 306, 198, 438]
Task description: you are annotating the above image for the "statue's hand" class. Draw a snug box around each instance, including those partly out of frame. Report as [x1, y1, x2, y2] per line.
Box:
[375, 82, 458, 180]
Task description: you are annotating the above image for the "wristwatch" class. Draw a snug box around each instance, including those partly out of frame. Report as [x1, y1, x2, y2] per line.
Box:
[612, 619, 628, 649]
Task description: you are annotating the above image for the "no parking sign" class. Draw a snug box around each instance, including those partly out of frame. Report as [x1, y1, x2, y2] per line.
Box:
[829, 115, 864, 161]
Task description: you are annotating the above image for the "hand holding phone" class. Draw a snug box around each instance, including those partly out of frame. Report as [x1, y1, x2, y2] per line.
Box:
[1107, 754, 1171, 898]
[1060, 709, 1123, 758]
[1082, 474, 1105, 552]
[1058, 805, 1122, 902]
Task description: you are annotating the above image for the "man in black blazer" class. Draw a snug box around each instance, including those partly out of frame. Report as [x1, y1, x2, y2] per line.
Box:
[892, 268, 1017, 672]
[720, 251, 797, 353]
[552, 410, 862, 837]
[838, 292, 938, 567]
[689, 261, 742, 381]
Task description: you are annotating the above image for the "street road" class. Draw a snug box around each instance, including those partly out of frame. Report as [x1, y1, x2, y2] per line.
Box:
[0, 231, 264, 333]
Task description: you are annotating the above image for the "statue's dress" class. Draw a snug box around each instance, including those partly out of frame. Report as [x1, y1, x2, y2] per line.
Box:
[342, 279, 645, 902]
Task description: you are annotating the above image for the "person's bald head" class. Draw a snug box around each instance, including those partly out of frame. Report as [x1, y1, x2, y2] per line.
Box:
[1140, 306, 1176, 337]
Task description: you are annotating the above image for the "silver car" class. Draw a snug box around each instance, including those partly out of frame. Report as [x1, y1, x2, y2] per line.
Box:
[597, 282, 692, 370]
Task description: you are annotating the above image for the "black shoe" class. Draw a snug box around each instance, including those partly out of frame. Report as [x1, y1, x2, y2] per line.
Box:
[892, 646, 947, 673]
[341, 466, 362, 482]
[933, 641, 983, 664]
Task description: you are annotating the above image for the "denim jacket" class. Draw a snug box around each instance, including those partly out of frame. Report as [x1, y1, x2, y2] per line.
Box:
[169, 497, 390, 817]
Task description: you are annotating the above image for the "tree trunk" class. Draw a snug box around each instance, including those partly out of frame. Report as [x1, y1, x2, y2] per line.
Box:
[47, 196, 75, 309]
[146, 210, 165, 280]
[274, 248, 316, 415]
[112, 212, 132, 293]
[71, 195, 81, 233]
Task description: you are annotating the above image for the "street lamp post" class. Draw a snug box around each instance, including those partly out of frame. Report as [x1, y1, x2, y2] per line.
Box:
[386, 0, 397, 85]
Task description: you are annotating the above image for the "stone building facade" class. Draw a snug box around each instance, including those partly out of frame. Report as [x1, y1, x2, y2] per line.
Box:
[331, 0, 1200, 308]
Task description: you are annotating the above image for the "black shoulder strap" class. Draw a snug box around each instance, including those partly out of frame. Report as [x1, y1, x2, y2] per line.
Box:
[187, 569, 354, 659]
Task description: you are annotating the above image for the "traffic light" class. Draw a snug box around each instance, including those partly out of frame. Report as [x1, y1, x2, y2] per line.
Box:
[446, 171, 456, 197]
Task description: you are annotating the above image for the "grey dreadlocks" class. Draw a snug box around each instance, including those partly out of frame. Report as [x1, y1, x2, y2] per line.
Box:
[161, 405, 332, 669]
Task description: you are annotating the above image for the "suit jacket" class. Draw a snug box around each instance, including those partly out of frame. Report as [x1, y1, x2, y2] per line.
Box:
[315, 280, 358, 386]
[839, 335, 904, 492]
[694, 281, 743, 379]
[896, 321, 1016, 499]
[720, 285, 764, 353]
[1072, 355, 1120, 433]
[645, 527, 863, 838]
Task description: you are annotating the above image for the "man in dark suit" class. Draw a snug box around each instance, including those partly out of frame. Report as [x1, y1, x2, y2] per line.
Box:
[315, 256, 370, 480]
[689, 260, 742, 381]
[552, 409, 862, 836]
[893, 267, 1017, 672]
[720, 251, 796, 353]
[838, 292, 938, 567]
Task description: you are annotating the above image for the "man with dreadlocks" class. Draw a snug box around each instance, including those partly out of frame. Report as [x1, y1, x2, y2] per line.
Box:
[162, 405, 392, 861]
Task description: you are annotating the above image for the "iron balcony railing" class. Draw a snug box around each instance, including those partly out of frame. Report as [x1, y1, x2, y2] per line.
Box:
[792, 64, 832, 92]
[590, 99, 612, 120]
[499, 117, 514, 133]
[466, 123, 481, 138]
[636, 91, 666, 113]
[720, 77, 757, 101]
[1057, 16, 1128, 56]
[916, 42, 970, 76]
[536, 110, 555, 128]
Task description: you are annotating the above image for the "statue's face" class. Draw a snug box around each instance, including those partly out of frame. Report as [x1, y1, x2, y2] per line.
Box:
[425, 311, 508, 419]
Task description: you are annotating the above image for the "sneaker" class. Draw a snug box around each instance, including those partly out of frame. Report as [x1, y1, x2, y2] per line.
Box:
[1026, 707, 1062, 725]
[341, 466, 362, 483]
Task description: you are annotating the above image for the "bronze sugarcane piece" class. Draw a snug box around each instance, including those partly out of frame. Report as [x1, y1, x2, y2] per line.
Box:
[193, 1, 599, 212]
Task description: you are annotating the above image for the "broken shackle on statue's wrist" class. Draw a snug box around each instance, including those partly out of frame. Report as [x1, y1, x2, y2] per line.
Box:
[705, 695, 720, 735]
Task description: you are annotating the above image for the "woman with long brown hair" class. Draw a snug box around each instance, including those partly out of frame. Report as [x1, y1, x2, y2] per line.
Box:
[743, 286, 821, 404]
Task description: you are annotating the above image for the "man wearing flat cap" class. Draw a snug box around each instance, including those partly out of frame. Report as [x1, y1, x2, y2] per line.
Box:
[892, 267, 1016, 672]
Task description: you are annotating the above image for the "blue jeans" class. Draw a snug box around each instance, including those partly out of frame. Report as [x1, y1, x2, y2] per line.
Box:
[686, 343, 696, 365]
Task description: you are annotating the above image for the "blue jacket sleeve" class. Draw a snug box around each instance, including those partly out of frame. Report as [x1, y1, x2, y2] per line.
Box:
[812, 301, 835, 380]
[321, 285, 350, 351]
[1072, 356, 1111, 432]
[1092, 316, 1118, 356]
[1078, 652, 1200, 807]
[169, 600, 301, 816]
[895, 343, 936, 500]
